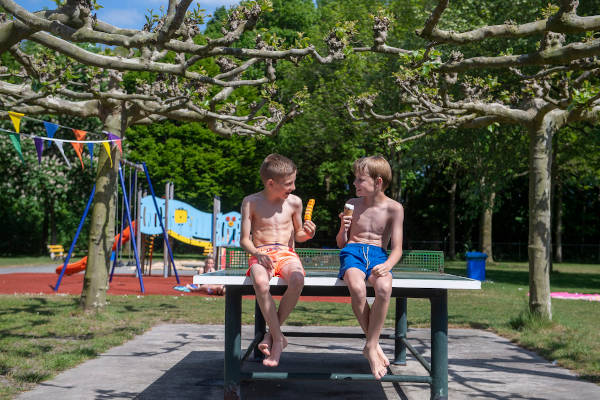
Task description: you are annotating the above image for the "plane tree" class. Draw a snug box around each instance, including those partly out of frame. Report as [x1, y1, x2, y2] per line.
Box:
[348, 0, 600, 318]
[0, 0, 351, 309]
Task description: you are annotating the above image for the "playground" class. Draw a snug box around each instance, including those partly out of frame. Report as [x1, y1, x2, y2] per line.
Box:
[50, 159, 242, 295]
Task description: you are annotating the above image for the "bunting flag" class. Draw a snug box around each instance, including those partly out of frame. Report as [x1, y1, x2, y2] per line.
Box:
[71, 129, 87, 169]
[9, 133, 25, 164]
[34, 137, 44, 164]
[105, 132, 123, 155]
[1, 110, 127, 169]
[54, 141, 71, 168]
[43, 122, 59, 149]
[8, 111, 25, 133]
[102, 141, 113, 167]
[87, 143, 94, 166]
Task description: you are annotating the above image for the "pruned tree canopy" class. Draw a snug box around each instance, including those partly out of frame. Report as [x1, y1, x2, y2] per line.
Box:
[348, 0, 600, 318]
[0, 0, 354, 310]
[0, 0, 355, 137]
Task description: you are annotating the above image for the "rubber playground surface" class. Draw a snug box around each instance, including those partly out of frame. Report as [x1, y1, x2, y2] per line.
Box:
[0, 271, 351, 302]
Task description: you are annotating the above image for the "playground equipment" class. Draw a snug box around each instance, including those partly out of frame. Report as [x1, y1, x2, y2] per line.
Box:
[139, 197, 241, 254]
[54, 159, 241, 292]
[54, 161, 179, 293]
[55, 222, 136, 276]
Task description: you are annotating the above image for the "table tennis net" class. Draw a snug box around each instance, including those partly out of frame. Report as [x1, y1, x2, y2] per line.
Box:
[222, 248, 444, 273]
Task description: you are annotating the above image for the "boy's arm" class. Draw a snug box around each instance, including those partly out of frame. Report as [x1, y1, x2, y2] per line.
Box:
[240, 197, 273, 268]
[372, 203, 404, 276]
[336, 199, 353, 248]
[293, 197, 316, 242]
[336, 214, 348, 248]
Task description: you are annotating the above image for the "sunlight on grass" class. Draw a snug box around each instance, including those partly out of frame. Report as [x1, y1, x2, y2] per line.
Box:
[0, 260, 599, 398]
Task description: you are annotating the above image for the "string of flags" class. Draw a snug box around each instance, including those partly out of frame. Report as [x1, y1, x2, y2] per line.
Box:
[1, 110, 125, 168]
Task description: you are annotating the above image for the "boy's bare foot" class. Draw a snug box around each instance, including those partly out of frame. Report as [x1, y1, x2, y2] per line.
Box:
[363, 345, 388, 380]
[377, 344, 390, 367]
[258, 332, 272, 357]
[263, 336, 287, 367]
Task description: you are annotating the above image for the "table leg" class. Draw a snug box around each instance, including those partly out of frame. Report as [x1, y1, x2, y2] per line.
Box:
[394, 297, 407, 365]
[225, 287, 242, 400]
[253, 300, 266, 361]
[430, 290, 448, 400]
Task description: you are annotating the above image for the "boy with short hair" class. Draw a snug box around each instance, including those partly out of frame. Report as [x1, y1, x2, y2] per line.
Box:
[336, 155, 404, 380]
[240, 153, 316, 367]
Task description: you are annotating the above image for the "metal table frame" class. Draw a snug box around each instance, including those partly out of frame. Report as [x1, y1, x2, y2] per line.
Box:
[222, 283, 452, 400]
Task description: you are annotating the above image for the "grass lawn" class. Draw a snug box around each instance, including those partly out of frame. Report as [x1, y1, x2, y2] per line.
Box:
[0, 261, 598, 399]
[0, 257, 56, 267]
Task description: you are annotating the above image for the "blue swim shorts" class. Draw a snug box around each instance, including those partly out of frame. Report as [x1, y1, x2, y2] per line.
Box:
[338, 243, 389, 280]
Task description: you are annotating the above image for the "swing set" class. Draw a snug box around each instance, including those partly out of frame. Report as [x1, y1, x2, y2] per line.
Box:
[54, 161, 179, 293]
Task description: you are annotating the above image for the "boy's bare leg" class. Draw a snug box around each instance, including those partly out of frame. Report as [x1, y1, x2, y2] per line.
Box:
[345, 269, 390, 369]
[250, 264, 285, 367]
[345, 268, 388, 378]
[278, 262, 305, 323]
[258, 262, 305, 366]
[344, 268, 370, 332]
[364, 273, 393, 379]
[257, 262, 304, 358]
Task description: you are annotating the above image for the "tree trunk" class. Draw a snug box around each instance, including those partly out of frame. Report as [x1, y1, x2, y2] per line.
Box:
[42, 195, 49, 252]
[80, 103, 122, 311]
[480, 191, 495, 262]
[527, 119, 555, 319]
[50, 199, 57, 245]
[390, 149, 402, 202]
[554, 181, 563, 263]
[448, 177, 457, 260]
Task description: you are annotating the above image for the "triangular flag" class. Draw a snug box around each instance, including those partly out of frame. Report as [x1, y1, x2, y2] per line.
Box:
[71, 129, 87, 169]
[105, 132, 123, 155]
[34, 137, 44, 165]
[44, 122, 59, 149]
[55, 141, 71, 167]
[102, 141, 113, 168]
[9, 133, 25, 164]
[87, 143, 94, 167]
[8, 111, 25, 133]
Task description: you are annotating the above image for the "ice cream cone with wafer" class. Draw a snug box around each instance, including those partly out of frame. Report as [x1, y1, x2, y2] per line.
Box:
[343, 203, 354, 217]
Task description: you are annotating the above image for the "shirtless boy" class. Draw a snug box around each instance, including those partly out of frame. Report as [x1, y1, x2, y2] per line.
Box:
[336, 155, 404, 380]
[240, 153, 316, 367]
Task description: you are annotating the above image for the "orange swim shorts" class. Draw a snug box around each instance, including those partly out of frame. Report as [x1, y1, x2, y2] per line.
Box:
[246, 245, 304, 277]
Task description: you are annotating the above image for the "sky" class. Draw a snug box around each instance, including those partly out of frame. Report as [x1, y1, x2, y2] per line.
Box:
[15, 1, 240, 30]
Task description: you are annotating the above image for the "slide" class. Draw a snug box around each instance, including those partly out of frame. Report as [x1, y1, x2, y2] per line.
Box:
[167, 230, 213, 255]
[55, 222, 137, 275]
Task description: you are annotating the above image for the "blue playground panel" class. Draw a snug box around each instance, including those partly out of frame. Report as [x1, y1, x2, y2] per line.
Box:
[140, 197, 240, 247]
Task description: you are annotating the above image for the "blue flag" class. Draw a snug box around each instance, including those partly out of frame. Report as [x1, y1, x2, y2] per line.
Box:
[43, 122, 59, 149]
[87, 143, 94, 167]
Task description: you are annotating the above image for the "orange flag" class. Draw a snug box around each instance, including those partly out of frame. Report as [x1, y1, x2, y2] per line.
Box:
[71, 129, 87, 169]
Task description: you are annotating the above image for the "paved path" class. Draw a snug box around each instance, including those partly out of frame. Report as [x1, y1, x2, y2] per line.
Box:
[16, 324, 600, 399]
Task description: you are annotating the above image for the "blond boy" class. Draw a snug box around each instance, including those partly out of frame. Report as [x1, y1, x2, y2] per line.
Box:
[240, 154, 316, 367]
[336, 155, 404, 380]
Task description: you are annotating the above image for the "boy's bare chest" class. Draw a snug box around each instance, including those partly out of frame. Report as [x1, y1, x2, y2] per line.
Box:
[252, 202, 294, 225]
[353, 207, 389, 234]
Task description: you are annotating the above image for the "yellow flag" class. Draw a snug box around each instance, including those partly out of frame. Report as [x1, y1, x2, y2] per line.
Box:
[102, 142, 113, 167]
[8, 111, 25, 133]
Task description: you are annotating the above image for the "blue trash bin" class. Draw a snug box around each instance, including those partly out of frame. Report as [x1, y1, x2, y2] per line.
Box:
[466, 252, 487, 281]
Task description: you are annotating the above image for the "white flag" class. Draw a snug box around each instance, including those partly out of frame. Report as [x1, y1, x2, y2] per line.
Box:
[54, 141, 71, 168]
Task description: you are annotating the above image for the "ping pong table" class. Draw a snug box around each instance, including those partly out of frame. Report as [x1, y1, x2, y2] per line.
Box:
[193, 249, 480, 400]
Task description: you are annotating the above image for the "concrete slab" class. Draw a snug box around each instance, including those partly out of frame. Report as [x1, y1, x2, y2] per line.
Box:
[17, 324, 600, 399]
